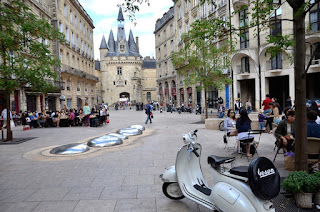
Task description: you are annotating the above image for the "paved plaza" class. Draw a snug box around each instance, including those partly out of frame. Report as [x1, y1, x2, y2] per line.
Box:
[0, 109, 289, 212]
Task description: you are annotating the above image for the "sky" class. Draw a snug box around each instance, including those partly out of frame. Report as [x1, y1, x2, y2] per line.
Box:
[78, 0, 174, 60]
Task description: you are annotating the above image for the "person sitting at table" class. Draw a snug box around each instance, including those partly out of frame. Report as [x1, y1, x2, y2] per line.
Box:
[68, 109, 75, 127]
[224, 109, 237, 137]
[83, 103, 91, 127]
[52, 111, 60, 127]
[30, 112, 40, 128]
[38, 111, 47, 128]
[236, 109, 252, 157]
[101, 106, 106, 124]
[59, 109, 69, 127]
[275, 110, 295, 152]
[307, 110, 320, 138]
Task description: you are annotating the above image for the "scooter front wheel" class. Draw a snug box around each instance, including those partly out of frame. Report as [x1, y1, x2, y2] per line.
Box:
[162, 182, 185, 200]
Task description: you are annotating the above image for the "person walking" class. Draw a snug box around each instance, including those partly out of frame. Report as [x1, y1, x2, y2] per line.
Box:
[83, 102, 91, 127]
[246, 98, 252, 114]
[262, 94, 273, 114]
[145, 101, 152, 124]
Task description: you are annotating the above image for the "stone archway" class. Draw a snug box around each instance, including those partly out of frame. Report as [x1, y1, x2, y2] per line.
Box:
[119, 92, 130, 101]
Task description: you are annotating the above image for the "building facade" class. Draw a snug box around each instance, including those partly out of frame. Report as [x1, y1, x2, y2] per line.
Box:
[1, 0, 97, 113]
[156, 0, 320, 111]
[231, 0, 320, 110]
[98, 8, 156, 105]
[154, 1, 231, 109]
[54, 0, 97, 110]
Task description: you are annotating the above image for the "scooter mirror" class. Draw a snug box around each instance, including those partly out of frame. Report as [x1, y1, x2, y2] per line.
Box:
[182, 134, 190, 144]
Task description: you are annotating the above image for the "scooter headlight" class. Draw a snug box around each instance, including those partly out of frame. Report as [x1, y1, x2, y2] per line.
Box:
[182, 134, 189, 144]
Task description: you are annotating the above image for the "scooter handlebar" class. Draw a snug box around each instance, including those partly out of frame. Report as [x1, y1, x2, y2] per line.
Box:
[192, 149, 199, 157]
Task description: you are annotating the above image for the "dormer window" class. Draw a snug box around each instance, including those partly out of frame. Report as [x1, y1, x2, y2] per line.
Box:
[120, 45, 125, 51]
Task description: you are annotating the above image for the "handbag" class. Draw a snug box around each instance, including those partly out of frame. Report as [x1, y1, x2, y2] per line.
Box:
[150, 112, 154, 118]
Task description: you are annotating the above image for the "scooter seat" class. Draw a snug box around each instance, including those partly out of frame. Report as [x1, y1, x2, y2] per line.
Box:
[230, 166, 249, 178]
[207, 155, 235, 167]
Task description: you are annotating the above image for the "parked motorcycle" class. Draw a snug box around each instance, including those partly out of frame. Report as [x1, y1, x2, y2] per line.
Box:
[177, 106, 192, 114]
[160, 130, 280, 212]
[195, 105, 201, 114]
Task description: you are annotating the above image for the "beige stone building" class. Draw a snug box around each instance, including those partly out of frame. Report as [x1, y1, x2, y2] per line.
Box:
[0, 0, 53, 113]
[154, 1, 231, 109]
[55, 0, 97, 110]
[156, 0, 320, 111]
[1, 0, 97, 113]
[231, 0, 320, 110]
[98, 8, 156, 105]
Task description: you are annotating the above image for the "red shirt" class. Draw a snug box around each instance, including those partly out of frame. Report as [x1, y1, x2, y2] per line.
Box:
[262, 97, 273, 110]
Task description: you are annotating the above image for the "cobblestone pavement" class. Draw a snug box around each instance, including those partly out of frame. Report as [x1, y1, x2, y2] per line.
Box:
[0, 108, 288, 212]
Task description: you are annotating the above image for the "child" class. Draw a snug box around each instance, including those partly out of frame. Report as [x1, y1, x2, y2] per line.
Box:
[258, 109, 266, 130]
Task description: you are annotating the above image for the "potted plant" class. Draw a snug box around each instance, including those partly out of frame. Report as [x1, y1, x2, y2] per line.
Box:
[313, 172, 320, 205]
[282, 171, 318, 208]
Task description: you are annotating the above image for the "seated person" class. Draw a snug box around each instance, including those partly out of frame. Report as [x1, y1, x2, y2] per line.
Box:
[30, 112, 40, 128]
[307, 110, 320, 138]
[68, 109, 75, 127]
[52, 111, 60, 127]
[38, 111, 47, 127]
[275, 110, 295, 152]
[224, 109, 237, 136]
[236, 109, 252, 157]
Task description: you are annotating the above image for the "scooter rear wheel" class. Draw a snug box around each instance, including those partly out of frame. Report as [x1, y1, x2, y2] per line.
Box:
[162, 182, 185, 200]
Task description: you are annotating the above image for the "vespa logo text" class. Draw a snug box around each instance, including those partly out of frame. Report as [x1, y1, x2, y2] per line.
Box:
[258, 168, 275, 178]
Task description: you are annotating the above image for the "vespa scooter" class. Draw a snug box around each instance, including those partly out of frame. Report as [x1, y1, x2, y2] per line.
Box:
[160, 130, 280, 212]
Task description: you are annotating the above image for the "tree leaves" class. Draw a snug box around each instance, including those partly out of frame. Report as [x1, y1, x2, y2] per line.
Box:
[0, 0, 65, 93]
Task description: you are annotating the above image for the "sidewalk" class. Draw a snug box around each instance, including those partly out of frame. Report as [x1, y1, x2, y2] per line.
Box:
[0, 109, 290, 211]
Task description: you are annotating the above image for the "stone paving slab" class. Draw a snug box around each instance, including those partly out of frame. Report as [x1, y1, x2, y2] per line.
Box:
[0, 109, 291, 211]
[73, 199, 116, 212]
[32, 201, 78, 212]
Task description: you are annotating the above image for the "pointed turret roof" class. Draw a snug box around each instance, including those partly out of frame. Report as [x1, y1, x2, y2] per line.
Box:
[108, 30, 115, 52]
[99, 35, 108, 49]
[128, 30, 138, 52]
[117, 7, 124, 22]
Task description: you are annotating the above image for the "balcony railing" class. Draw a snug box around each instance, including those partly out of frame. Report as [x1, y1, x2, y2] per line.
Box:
[61, 65, 99, 81]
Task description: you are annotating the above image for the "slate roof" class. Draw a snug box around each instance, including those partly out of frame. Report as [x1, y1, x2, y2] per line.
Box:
[117, 7, 124, 22]
[142, 58, 156, 69]
[99, 35, 108, 49]
[101, 7, 142, 58]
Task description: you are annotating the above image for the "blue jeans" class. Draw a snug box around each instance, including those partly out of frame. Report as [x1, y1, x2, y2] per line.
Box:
[218, 112, 225, 118]
[259, 122, 265, 130]
[247, 109, 252, 114]
[145, 114, 151, 124]
[264, 109, 271, 115]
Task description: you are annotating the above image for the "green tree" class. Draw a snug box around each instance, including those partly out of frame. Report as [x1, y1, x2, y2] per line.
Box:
[0, 0, 64, 141]
[171, 18, 233, 118]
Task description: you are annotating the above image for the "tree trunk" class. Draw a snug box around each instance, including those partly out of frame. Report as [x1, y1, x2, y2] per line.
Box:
[5, 92, 13, 141]
[293, 4, 308, 171]
[204, 88, 208, 119]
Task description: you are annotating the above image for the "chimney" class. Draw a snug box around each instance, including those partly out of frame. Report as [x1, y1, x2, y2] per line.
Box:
[136, 36, 139, 53]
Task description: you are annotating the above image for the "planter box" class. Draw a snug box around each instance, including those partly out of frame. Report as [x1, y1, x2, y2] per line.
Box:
[295, 193, 313, 208]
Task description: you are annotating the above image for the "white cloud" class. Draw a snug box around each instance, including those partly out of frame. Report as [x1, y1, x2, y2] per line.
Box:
[78, 0, 173, 60]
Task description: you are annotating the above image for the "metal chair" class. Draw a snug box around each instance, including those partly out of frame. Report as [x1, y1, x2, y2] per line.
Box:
[273, 127, 287, 162]
[307, 137, 320, 166]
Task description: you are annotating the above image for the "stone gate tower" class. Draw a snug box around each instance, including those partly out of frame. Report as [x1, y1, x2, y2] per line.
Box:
[99, 7, 143, 104]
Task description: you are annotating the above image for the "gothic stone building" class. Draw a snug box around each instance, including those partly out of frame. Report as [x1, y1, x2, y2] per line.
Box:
[98, 8, 156, 104]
